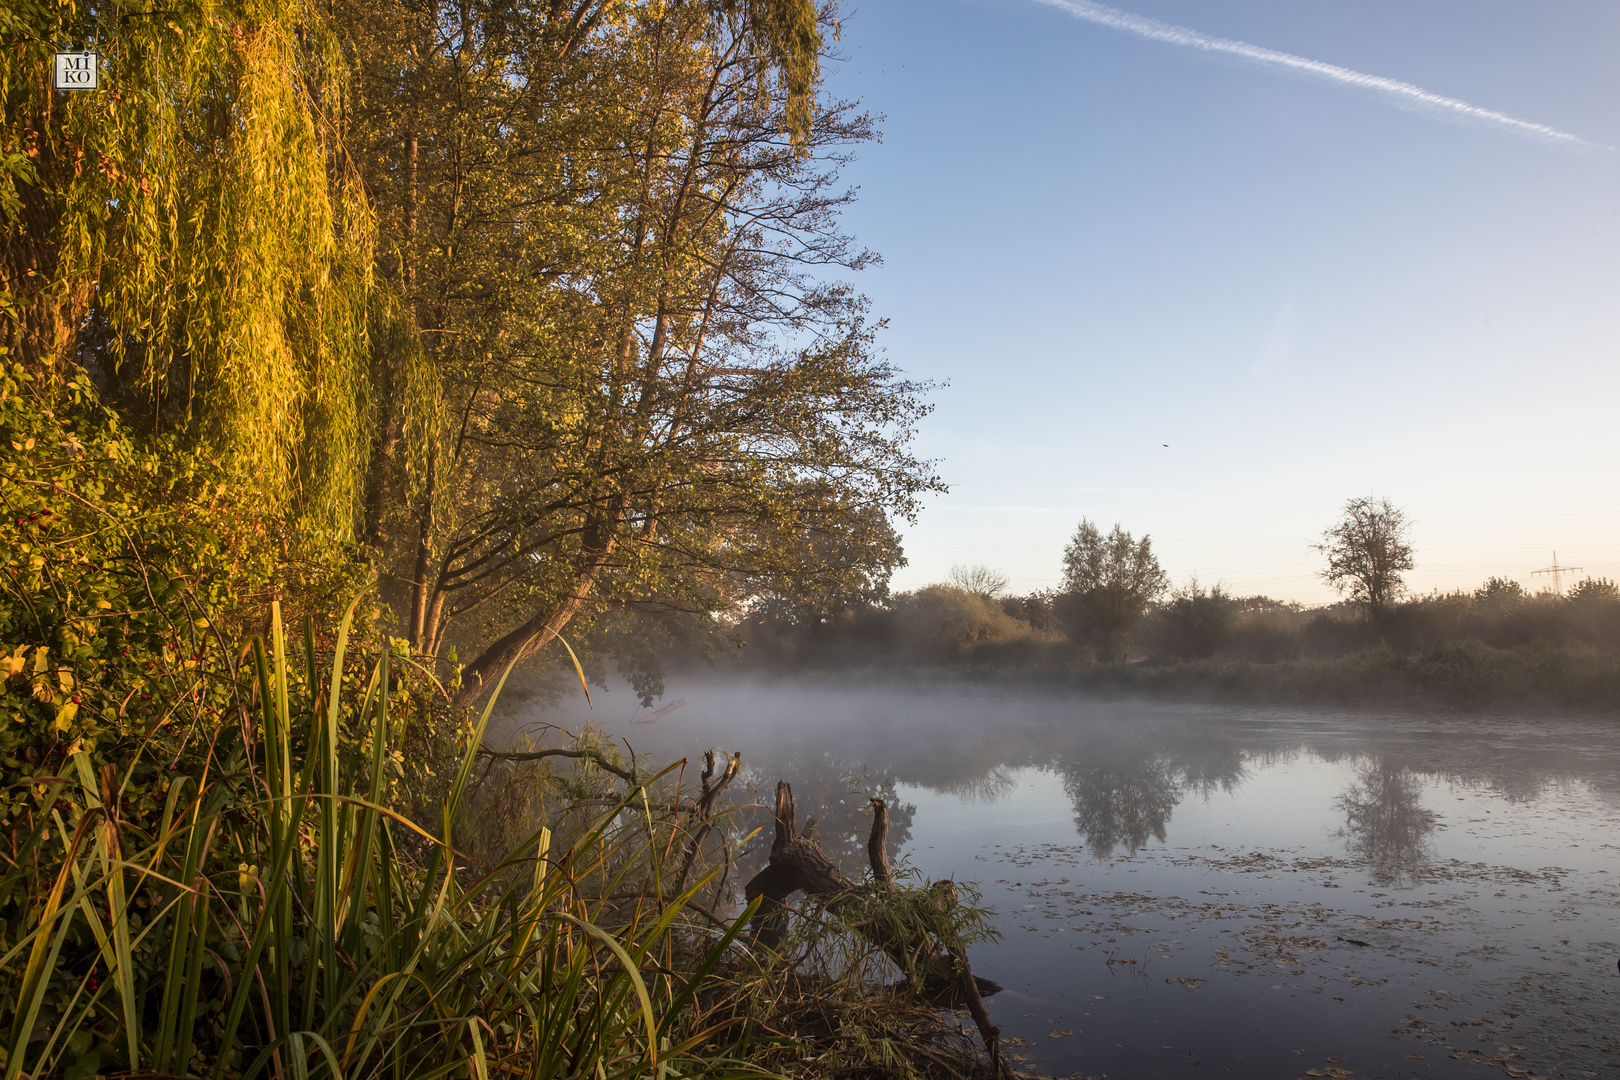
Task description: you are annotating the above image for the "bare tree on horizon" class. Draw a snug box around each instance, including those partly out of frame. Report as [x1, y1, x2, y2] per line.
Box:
[1314, 496, 1415, 620]
[949, 563, 1011, 599]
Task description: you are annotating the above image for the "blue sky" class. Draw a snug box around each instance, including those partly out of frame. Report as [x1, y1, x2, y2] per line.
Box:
[823, 0, 1620, 603]
[829, 0, 1620, 608]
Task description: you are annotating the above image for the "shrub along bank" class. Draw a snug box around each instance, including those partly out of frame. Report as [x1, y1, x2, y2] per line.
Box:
[731, 581, 1620, 713]
[2, 368, 731, 1079]
[1055, 641, 1620, 713]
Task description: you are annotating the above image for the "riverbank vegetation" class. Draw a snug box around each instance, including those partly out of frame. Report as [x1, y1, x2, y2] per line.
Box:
[0, 0, 1010, 1075]
[0, 367, 997, 1078]
[732, 505, 1620, 713]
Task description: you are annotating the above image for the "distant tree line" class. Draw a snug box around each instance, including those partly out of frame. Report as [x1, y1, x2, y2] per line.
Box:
[729, 497, 1620, 677]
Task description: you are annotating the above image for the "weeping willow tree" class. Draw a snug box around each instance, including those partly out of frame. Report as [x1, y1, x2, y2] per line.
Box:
[1, 0, 375, 536]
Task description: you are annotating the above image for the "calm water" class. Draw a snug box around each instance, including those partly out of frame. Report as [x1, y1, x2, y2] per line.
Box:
[519, 681, 1620, 1080]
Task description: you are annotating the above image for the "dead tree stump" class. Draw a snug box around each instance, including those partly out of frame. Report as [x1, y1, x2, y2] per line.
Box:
[868, 796, 892, 884]
[743, 780, 1009, 1076]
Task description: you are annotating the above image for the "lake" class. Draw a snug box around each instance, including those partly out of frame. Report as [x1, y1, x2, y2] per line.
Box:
[516, 680, 1620, 1080]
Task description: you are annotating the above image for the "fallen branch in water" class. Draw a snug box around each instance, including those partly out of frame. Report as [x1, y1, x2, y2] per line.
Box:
[634, 697, 687, 725]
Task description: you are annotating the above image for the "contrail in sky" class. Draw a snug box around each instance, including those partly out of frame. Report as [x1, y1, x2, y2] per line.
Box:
[1030, 0, 1604, 153]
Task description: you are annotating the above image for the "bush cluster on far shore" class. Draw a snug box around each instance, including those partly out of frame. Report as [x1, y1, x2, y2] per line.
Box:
[728, 579, 1620, 713]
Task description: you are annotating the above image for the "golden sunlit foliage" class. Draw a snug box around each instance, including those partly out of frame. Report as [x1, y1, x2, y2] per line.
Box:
[3, 0, 936, 703]
[3, 0, 375, 536]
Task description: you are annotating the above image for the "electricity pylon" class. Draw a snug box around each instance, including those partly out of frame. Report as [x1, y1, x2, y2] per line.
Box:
[1531, 552, 1583, 596]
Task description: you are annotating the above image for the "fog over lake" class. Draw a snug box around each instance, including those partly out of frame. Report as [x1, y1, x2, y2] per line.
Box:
[510, 681, 1620, 1079]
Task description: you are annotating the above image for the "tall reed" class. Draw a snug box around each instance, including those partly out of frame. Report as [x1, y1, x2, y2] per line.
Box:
[1, 598, 765, 1079]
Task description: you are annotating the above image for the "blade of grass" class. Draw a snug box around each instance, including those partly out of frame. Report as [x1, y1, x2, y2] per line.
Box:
[553, 631, 593, 708]
[555, 914, 661, 1072]
[4, 812, 101, 1080]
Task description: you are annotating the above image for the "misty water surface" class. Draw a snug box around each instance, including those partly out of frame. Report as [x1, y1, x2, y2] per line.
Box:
[513, 682, 1620, 1080]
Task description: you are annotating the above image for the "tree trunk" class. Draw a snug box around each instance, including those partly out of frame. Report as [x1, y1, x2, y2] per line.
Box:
[361, 130, 420, 548]
[407, 451, 437, 647]
[867, 796, 891, 885]
[422, 583, 448, 658]
[449, 550, 611, 709]
[3, 126, 93, 379]
[402, 131, 418, 298]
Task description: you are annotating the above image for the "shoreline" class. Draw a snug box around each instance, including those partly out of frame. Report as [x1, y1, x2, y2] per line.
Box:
[711, 640, 1620, 717]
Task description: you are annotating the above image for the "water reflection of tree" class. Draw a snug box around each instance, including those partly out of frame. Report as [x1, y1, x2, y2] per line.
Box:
[1053, 733, 1248, 859]
[1335, 756, 1436, 879]
[1060, 759, 1182, 858]
[1177, 743, 1247, 800]
[931, 766, 1017, 805]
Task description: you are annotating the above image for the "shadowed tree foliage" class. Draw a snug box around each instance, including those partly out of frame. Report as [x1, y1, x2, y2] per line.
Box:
[327, 0, 937, 705]
[1474, 576, 1527, 613]
[1151, 576, 1236, 659]
[1569, 576, 1620, 605]
[892, 585, 1028, 661]
[1058, 518, 1170, 661]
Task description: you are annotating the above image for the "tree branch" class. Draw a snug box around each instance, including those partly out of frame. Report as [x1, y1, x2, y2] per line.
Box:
[476, 746, 635, 783]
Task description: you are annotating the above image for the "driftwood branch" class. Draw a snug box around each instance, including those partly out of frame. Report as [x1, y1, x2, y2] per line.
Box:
[743, 782, 1002, 995]
[634, 697, 687, 725]
[934, 879, 1010, 1080]
[476, 746, 635, 782]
